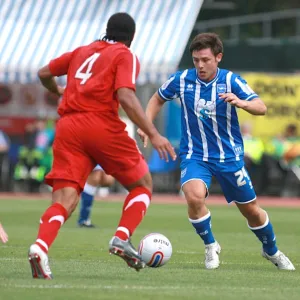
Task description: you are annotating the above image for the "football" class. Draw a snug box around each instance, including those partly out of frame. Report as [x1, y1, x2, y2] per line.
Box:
[138, 233, 172, 267]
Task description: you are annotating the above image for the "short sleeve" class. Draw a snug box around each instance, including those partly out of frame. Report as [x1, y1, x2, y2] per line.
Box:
[231, 75, 259, 101]
[114, 51, 140, 92]
[158, 74, 179, 101]
[49, 51, 73, 76]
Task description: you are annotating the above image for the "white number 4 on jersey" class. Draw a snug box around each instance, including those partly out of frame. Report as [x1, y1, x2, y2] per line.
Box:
[75, 53, 100, 84]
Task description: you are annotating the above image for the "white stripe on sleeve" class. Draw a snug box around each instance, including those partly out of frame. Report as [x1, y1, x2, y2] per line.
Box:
[235, 77, 252, 95]
[131, 52, 136, 84]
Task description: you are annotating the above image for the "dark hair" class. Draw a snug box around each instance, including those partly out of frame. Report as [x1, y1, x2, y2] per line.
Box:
[286, 124, 297, 133]
[189, 33, 223, 56]
[103, 12, 135, 42]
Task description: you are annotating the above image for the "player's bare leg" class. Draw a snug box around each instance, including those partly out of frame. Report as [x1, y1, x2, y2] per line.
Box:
[236, 201, 295, 270]
[183, 180, 221, 270]
[78, 169, 115, 228]
[28, 183, 80, 279]
[109, 172, 152, 271]
[0, 223, 8, 244]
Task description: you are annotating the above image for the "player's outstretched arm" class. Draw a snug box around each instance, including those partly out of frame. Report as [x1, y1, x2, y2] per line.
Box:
[137, 92, 165, 148]
[219, 93, 267, 115]
[38, 65, 64, 96]
[117, 88, 176, 161]
[0, 223, 8, 244]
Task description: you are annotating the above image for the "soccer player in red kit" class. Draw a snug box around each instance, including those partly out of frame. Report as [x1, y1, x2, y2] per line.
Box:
[28, 12, 176, 279]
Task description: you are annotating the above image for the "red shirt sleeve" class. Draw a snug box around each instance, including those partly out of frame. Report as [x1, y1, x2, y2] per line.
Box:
[114, 50, 140, 92]
[49, 51, 73, 76]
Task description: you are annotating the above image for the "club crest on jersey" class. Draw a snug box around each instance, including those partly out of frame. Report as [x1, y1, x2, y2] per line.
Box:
[195, 98, 215, 121]
[217, 84, 226, 94]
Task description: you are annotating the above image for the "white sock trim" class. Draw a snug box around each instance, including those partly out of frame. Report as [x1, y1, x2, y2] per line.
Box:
[248, 210, 269, 230]
[189, 211, 211, 223]
[36, 239, 49, 251]
[49, 215, 65, 226]
[84, 183, 97, 196]
[116, 226, 130, 238]
[124, 194, 150, 211]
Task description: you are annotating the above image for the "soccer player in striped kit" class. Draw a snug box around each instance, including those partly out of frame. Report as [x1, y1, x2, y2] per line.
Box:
[138, 33, 295, 271]
[78, 165, 115, 228]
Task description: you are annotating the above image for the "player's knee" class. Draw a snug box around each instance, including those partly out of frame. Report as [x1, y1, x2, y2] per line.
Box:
[240, 202, 262, 222]
[141, 172, 153, 193]
[87, 170, 103, 186]
[101, 174, 115, 187]
[182, 182, 206, 206]
[52, 180, 81, 216]
[126, 172, 153, 194]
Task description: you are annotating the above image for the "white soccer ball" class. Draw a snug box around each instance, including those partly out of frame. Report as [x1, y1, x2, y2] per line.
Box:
[138, 233, 172, 267]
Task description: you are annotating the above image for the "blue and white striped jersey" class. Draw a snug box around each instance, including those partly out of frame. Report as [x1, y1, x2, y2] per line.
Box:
[158, 68, 259, 162]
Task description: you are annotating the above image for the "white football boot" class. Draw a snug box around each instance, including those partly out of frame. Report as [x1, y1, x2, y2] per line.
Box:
[204, 241, 221, 269]
[28, 244, 53, 279]
[262, 250, 295, 270]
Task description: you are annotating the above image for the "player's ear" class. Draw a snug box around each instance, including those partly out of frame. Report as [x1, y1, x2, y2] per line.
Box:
[216, 53, 223, 63]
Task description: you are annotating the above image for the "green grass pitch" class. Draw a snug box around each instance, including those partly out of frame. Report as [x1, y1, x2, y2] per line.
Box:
[0, 198, 299, 300]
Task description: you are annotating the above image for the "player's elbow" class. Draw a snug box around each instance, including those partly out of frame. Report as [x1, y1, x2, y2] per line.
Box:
[38, 65, 53, 79]
[260, 103, 267, 115]
[252, 98, 267, 115]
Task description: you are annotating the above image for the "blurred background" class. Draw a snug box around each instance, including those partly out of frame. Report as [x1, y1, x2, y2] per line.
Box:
[0, 0, 300, 198]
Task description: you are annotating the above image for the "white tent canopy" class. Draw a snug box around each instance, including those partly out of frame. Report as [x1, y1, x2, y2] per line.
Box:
[0, 0, 203, 85]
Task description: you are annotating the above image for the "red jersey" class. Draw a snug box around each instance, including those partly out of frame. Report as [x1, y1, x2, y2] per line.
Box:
[49, 41, 140, 117]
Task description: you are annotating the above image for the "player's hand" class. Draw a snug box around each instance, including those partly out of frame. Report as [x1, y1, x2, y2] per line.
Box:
[0, 223, 8, 244]
[137, 128, 149, 148]
[219, 93, 245, 108]
[149, 133, 177, 162]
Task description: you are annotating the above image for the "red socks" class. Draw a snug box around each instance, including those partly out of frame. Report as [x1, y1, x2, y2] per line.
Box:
[115, 187, 151, 241]
[35, 203, 68, 253]
[34, 187, 151, 252]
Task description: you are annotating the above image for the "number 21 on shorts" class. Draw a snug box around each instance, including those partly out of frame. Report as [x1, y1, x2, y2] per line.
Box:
[75, 53, 100, 84]
[234, 167, 250, 187]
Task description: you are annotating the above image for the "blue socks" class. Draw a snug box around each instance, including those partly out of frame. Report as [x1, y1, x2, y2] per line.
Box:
[249, 211, 278, 256]
[189, 211, 215, 245]
[190, 210, 278, 256]
[78, 183, 97, 224]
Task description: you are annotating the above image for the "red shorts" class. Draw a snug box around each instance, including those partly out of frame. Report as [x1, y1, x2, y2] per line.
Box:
[45, 112, 148, 191]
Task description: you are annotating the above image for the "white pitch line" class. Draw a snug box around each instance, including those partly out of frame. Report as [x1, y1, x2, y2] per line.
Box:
[0, 257, 298, 266]
[0, 283, 299, 292]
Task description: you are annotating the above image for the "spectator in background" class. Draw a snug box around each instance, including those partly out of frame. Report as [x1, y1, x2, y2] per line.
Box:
[14, 117, 55, 191]
[241, 122, 265, 168]
[241, 122, 265, 194]
[268, 124, 300, 167]
[281, 124, 300, 167]
[0, 130, 10, 191]
[0, 130, 10, 153]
